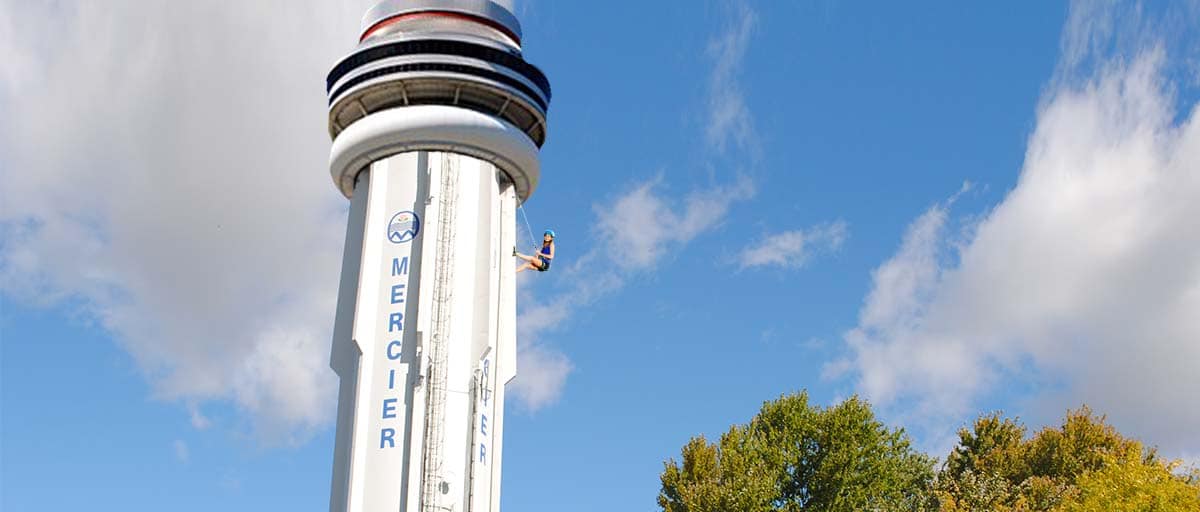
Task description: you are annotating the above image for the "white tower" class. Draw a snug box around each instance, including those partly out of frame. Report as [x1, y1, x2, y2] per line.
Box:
[324, 1, 550, 511]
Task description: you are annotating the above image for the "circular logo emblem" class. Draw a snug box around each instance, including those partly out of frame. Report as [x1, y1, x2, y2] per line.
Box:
[387, 211, 420, 244]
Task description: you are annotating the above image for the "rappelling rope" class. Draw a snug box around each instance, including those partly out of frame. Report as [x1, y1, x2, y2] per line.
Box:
[517, 204, 539, 252]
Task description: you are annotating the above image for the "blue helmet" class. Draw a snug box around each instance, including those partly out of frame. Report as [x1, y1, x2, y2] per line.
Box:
[544, 229, 556, 238]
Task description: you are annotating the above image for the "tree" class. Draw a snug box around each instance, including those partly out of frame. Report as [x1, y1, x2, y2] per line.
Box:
[943, 412, 1026, 484]
[936, 406, 1199, 511]
[936, 412, 1027, 511]
[1024, 406, 1145, 481]
[658, 391, 936, 512]
[1055, 453, 1200, 511]
[658, 433, 777, 512]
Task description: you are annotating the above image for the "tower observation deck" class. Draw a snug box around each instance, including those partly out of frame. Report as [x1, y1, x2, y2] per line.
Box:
[324, 1, 550, 511]
[326, 0, 550, 202]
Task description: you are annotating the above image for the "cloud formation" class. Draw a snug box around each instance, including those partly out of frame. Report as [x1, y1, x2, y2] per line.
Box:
[512, 174, 756, 410]
[705, 0, 758, 156]
[510, 2, 761, 411]
[0, 0, 762, 426]
[173, 440, 190, 464]
[0, 1, 369, 440]
[737, 222, 847, 270]
[832, 3, 1200, 455]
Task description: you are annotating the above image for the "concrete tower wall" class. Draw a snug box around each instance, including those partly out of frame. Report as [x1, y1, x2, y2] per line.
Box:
[329, 150, 518, 512]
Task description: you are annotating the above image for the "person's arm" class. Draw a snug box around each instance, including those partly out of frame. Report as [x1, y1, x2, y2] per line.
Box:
[544, 242, 555, 260]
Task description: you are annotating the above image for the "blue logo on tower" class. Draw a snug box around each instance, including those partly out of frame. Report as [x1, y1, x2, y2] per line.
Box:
[387, 211, 420, 244]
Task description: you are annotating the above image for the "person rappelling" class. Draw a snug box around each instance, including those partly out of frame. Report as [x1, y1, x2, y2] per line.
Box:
[515, 230, 555, 273]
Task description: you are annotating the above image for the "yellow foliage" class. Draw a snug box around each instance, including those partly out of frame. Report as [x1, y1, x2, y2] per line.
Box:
[936, 406, 1195, 512]
[1054, 454, 1200, 512]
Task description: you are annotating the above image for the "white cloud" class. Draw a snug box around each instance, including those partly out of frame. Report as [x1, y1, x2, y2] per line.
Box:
[801, 337, 827, 351]
[0, 1, 370, 441]
[512, 175, 754, 410]
[596, 175, 756, 272]
[173, 440, 190, 464]
[737, 221, 847, 270]
[834, 4, 1200, 456]
[510, 2, 760, 410]
[705, 0, 758, 156]
[507, 343, 572, 412]
[187, 403, 212, 431]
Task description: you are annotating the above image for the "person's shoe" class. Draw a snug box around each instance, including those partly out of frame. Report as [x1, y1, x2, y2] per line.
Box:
[512, 247, 517, 257]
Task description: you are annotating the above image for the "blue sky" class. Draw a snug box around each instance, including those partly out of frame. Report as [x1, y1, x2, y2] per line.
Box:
[3, 1, 1199, 511]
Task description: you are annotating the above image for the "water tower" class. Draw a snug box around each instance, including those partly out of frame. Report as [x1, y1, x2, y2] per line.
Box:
[324, 1, 550, 510]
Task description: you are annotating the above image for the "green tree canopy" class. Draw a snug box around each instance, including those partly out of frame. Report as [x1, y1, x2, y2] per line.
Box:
[658, 391, 935, 512]
[936, 406, 1200, 511]
[660, 397, 1198, 512]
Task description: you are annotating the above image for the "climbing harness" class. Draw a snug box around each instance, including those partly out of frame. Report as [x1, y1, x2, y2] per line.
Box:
[516, 203, 556, 273]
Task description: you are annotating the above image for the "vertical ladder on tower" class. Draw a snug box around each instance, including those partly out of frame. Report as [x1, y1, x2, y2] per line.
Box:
[422, 154, 459, 511]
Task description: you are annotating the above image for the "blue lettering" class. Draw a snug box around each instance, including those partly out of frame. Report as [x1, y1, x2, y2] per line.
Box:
[392, 257, 409, 276]
[480, 414, 488, 436]
[382, 398, 397, 419]
[479, 442, 486, 463]
[389, 368, 396, 389]
[381, 428, 396, 449]
[390, 284, 406, 304]
[387, 340, 402, 360]
[389, 312, 403, 332]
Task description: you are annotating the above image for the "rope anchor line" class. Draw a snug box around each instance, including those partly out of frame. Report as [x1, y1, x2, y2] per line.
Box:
[517, 204, 539, 252]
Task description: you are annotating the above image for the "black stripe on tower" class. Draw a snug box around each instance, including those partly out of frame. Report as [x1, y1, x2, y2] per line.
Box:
[327, 39, 551, 104]
[328, 62, 548, 112]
